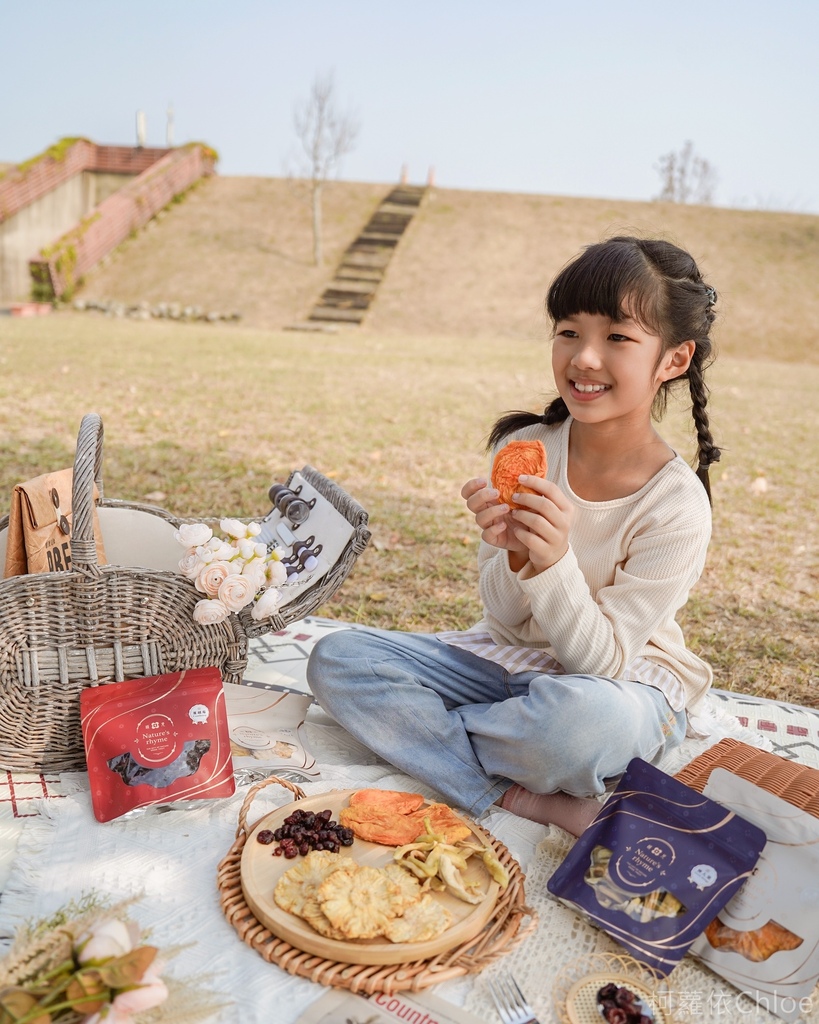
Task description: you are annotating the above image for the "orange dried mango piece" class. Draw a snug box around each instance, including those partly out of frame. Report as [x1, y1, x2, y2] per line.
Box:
[491, 439, 547, 509]
[349, 788, 425, 815]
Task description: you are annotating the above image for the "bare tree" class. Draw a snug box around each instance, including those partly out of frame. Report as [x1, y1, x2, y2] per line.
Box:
[654, 140, 718, 205]
[293, 72, 359, 266]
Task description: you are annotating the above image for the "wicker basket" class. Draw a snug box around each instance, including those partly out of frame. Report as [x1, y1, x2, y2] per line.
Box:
[217, 776, 538, 994]
[0, 413, 370, 773]
[675, 737, 819, 816]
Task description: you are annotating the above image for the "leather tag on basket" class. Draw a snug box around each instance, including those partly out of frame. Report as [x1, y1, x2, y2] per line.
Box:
[674, 737, 819, 818]
[3, 467, 106, 577]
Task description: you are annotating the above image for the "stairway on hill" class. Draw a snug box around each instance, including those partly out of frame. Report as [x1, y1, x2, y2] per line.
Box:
[307, 184, 426, 326]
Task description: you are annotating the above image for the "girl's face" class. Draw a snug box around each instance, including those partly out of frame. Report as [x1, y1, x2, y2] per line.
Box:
[551, 311, 690, 429]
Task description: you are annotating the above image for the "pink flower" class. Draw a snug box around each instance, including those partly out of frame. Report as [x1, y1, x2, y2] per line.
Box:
[112, 964, 168, 1015]
[192, 599, 230, 625]
[178, 551, 206, 580]
[218, 573, 257, 613]
[195, 560, 232, 597]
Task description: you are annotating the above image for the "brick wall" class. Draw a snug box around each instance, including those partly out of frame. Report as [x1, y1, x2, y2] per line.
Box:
[24, 144, 215, 299]
[0, 141, 170, 224]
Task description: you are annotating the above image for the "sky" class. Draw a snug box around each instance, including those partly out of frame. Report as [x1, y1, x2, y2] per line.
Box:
[2, 0, 818, 214]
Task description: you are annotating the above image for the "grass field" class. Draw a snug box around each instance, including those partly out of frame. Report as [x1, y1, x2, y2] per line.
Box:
[1, 313, 817, 707]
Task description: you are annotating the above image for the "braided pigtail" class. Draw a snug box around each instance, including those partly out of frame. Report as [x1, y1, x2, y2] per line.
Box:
[689, 347, 721, 502]
[485, 396, 568, 452]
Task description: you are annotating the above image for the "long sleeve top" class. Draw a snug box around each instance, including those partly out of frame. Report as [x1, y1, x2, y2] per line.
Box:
[442, 417, 713, 716]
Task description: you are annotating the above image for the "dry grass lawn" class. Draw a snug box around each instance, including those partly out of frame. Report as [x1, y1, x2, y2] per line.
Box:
[2, 177, 817, 708]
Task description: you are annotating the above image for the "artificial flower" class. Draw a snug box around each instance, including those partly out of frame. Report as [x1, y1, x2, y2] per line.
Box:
[217, 573, 257, 613]
[195, 561, 232, 598]
[251, 586, 284, 621]
[173, 523, 212, 548]
[177, 551, 206, 581]
[176, 517, 289, 626]
[219, 517, 250, 539]
[77, 917, 140, 963]
[192, 598, 230, 625]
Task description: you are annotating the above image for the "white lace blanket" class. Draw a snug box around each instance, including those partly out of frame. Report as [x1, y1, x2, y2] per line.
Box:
[0, 701, 790, 1024]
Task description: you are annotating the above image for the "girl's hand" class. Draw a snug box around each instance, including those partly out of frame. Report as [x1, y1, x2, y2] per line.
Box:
[506, 474, 574, 573]
[461, 477, 528, 555]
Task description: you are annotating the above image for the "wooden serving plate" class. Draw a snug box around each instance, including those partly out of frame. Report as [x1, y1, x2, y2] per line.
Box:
[240, 789, 501, 966]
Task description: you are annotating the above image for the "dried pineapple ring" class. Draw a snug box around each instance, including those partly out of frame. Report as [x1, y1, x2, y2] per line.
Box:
[318, 865, 404, 939]
[273, 849, 352, 916]
[382, 894, 453, 943]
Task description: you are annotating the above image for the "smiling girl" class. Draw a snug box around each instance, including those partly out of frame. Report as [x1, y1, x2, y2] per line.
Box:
[308, 236, 720, 836]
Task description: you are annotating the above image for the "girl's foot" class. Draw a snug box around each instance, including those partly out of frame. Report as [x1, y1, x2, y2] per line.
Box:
[499, 783, 602, 837]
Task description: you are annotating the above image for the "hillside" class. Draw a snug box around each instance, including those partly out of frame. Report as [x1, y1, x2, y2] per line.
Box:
[79, 175, 819, 363]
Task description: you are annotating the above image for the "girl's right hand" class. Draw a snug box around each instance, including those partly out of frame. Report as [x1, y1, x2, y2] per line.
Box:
[461, 477, 528, 554]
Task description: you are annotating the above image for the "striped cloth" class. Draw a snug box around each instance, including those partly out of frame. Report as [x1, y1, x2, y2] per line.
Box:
[437, 628, 686, 713]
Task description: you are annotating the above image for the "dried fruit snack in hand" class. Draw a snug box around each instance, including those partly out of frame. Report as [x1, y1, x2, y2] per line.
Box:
[491, 439, 547, 509]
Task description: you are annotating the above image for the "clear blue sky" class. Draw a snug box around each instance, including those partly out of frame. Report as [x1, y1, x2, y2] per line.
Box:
[3, 0, 817, 213]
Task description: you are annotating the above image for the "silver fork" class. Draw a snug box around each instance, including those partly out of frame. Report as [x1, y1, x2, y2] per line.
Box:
[488, 972, 541, 1024]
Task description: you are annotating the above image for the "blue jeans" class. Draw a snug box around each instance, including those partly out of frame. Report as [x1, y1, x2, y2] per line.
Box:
[306, 627, 687, 817]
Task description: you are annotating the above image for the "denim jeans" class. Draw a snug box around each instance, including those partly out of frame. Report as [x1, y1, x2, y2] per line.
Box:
[306, 627, 687, 817]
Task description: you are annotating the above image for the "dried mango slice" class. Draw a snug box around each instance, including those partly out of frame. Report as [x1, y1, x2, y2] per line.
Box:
[408, 803, 473, 844]
[349, 788, 425, 814]
[491, 439, 547, 509]
[338, 805, 424, 846]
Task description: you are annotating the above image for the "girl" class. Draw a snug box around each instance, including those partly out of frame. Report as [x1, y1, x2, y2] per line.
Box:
[307, 236, 720, 836]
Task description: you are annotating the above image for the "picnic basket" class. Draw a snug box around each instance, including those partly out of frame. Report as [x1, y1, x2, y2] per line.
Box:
[0, 413, 370, 773]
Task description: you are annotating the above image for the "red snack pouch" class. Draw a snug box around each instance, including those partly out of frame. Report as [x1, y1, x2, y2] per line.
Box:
[81, 666, 236, 823]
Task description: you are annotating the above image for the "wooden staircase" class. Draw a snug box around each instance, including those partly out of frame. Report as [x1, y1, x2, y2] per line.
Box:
[306, 184, 426, 326]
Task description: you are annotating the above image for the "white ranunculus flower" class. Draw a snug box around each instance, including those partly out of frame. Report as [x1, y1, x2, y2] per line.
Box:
[178, 551, 206, 580]
[265, 559, 288, 587]
[218, 573, 257, 613]
[195, 560, 232, 597]
[193, 598, 230, 625]
[237, 538, 256, 560]
[251, 586, 283, 621]
[220, 517, 248, 539]
[253, 542, 267, 558]
[207, 540, 239, 561]
[242, 560, 267, 591]
[77, 918, 140, 964]
[246, 522, 262, 537]
[174, 523, 212, 548]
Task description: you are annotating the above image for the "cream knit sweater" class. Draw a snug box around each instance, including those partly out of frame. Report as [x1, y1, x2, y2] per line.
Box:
[477, 417, 713, 712]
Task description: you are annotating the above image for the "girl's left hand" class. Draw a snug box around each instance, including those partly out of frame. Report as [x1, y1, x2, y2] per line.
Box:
[508, 474, 574, 573]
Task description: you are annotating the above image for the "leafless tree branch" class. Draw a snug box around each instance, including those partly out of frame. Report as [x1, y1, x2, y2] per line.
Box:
[293, 72, 360, 265]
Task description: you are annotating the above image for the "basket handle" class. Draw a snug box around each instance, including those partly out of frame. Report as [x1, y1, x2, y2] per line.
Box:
[235, 775, 305, 840]
[70, 413, 105, 575]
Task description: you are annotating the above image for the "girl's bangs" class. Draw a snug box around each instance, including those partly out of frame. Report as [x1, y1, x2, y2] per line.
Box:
[546, 242, 662, 331]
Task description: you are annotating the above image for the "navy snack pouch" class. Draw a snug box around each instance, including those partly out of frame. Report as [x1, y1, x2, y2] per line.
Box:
[547, 757, 767, 975]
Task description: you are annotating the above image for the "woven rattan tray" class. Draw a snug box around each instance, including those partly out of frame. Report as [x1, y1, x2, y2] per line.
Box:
[217, 777, 538, 994]
[675, 737, 819, 816]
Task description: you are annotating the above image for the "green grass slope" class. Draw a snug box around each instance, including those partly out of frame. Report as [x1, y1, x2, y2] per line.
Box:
[79, 176, 819, 363]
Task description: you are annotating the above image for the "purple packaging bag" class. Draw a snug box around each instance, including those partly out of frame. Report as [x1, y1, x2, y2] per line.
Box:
[546, 757, 767, 975]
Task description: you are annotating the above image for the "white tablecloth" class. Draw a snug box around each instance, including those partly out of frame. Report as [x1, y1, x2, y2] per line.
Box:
[4, 698, 813, 1024]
